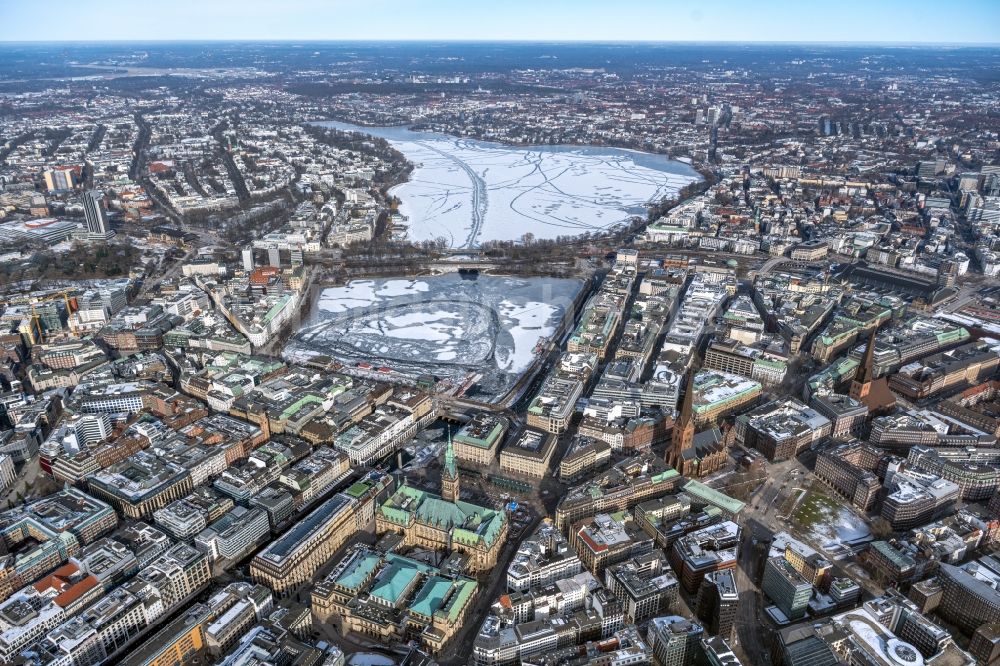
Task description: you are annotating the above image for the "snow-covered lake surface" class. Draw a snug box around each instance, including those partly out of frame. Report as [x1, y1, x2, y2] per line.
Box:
[287, 275, 582, 401]
[315, 120, 701, 248]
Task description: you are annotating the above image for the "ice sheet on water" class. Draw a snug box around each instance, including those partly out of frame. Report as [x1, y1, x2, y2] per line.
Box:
[290, 274, 582, 402]
[377, 279, 430, 297]
[498, 300, 559, 372]
[315, 121, 701, 248]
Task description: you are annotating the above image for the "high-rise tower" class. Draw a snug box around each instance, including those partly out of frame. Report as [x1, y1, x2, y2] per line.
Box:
[82, 190, 111, 240]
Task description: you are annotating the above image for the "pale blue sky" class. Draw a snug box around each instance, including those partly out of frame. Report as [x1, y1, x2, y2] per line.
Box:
[1, 0, 998, 43]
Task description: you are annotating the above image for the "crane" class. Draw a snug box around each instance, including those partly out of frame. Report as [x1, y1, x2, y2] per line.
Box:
[20, 291, 77, 345]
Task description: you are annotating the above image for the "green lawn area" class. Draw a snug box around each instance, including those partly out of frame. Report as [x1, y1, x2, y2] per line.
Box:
[791, 487, 841, 530]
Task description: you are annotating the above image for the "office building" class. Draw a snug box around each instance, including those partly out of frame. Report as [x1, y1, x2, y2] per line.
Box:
[507, 521, 582, 593]
[500, 429, 557, 479]
[689, 370, 762, 425]
[696, 570, 738, 638]
[938, 556, 1000, 634]
[736, 398, 831, 462]
[0, 588, 69, 663]
[865, 541, 917, 585]
[605, 553, 679, 624]
[250, 492, 358, 597]
[332, 406, 417, 466]
[809, 393, 868, 438]
[907, 444, 1000, 501]
[87, 452, 193, 520]
[570, 512, 654, 578]
[890, 339, 1000, 401]
[556, 454, 682, 530]
[82, 190, 112, 240]
[119, 603, 211, 666]
[779, 592, 975, 666]
[970, 623, 1000, 665]
[194, 506, 270, 562]
[647, 615, 703, 666]
[782, 540, 831, 589]
[881, 469, 959, 530]
[559, 435, 612, 483]
[633, 495, 693, 549]
[527, 376, 583, 434]
[453, 413, 508, 466]
[814, 441, 881, 511]
[43, 167, 76, 191]
[762, 557, 812, 621]
[0, 489, 117, 599]
[704, 338, 787, 386]
[670, 521, 740, 594]
[153, 498, 210, 541]
[202, 582, 273, 657]
[701, 636, 743, 666]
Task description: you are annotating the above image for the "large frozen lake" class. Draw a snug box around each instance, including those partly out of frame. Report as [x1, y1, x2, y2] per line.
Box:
[286, 275, 583, 401]
[315, 120, 701, 249]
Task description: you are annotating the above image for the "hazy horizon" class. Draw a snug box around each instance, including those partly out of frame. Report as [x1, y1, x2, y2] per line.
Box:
[2, 39, 1000, 47]
[2, 0, 998, 45]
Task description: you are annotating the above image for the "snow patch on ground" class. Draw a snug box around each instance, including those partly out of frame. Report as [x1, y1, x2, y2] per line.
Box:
[347, 655, 395, 666]
[793, 489, 872, 553]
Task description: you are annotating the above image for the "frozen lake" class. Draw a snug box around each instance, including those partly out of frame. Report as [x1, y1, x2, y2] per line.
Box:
[286, 275, 582, 401]
[315, 120, 701, 248]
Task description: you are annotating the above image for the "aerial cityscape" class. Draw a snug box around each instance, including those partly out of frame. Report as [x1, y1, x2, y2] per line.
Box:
[1, 3, 1000, 666]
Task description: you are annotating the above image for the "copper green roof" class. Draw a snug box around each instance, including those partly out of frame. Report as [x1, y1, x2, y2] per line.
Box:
[454, 420, 506, 449]
[378, 485, 506, 548]
[871, 540, 915, 569]
[444, 428, 458, 479]
[936, 328, 968, 344]
[279, 394, 323, 421]
[438, 578, 477, 623]
[410, 575, 453, 618]
[335, 550, 382, 592]
[754, 358, 786, 370]
[652, 469, 681, 484]
[648, 224, 690, 233]
[262, 294, 292, 326]
[682, 479, 745, 516]
[370, 560, 421, 606]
